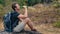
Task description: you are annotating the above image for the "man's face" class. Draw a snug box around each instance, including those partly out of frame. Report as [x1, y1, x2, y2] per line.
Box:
[15, 4, 20, 11]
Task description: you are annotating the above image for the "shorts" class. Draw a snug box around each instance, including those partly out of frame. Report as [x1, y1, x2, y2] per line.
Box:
[13, 21, 26, 32]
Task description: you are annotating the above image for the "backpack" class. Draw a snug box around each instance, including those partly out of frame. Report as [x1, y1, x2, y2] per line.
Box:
[3, 12, 11, 31]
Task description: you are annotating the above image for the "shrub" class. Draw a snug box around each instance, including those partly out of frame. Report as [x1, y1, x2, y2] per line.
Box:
[28, 0, 52, 6]
[53, 20, 60, 28]
[52, 0, 60, 8]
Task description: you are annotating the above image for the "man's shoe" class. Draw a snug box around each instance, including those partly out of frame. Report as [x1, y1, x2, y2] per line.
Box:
[31, 29, 37, 32]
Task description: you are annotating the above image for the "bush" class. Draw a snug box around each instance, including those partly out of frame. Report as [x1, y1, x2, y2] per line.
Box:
[28, 0, 52, 6]
[52, 0, 60, 8]
[53, 20, 60, 28]
[52, 3, 60, 8]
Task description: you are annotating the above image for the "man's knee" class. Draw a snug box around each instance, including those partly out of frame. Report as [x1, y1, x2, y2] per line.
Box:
[25, 18, 30, 20]
[23, 18, 30, 23]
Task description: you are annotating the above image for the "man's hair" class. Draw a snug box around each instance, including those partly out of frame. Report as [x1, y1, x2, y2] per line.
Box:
[12, 3, 17, 10]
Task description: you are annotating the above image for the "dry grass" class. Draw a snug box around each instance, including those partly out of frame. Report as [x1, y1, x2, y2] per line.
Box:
[0, 20, 4, 31]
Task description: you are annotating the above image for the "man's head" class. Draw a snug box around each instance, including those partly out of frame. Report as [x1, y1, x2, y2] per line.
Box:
[12, 3, 20, 11]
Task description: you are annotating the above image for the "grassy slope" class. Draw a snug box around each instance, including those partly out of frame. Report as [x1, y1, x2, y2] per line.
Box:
[0, 4, 60, 34]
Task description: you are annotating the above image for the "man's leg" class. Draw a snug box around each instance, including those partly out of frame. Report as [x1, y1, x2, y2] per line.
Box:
[25, 18, 37, 31]
[13, 18, 29, 32]
[13, 18, 36, 32]
[13, 22, 26, 32]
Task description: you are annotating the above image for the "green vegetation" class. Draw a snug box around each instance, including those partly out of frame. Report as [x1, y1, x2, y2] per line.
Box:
[52, 0, 60, 8]
[53, 20, 60, 28]
[28, 0, 52, 6]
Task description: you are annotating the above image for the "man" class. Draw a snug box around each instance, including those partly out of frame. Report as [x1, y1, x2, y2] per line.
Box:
[4, 3, 37, 32]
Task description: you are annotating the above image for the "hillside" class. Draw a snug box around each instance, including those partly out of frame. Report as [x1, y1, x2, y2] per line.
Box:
[0, 4, 60, 34]
[0, 0, 60, 34]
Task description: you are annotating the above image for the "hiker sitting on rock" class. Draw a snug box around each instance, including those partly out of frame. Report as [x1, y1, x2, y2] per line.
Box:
[3, 3, 37, 32]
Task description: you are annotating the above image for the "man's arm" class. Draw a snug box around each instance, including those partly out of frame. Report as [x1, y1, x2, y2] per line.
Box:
[24, 6, 28, 17]
[18, 6, 28, 19]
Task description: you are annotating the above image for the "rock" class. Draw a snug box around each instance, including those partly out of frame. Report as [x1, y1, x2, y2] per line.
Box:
[0, 30, 42, 34]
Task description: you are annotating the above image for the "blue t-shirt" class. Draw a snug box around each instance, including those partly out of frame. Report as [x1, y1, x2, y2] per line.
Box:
[5, 11, 20, 32]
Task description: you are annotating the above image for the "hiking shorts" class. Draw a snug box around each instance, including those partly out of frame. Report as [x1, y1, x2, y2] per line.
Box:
[13, 21, 26, 32]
